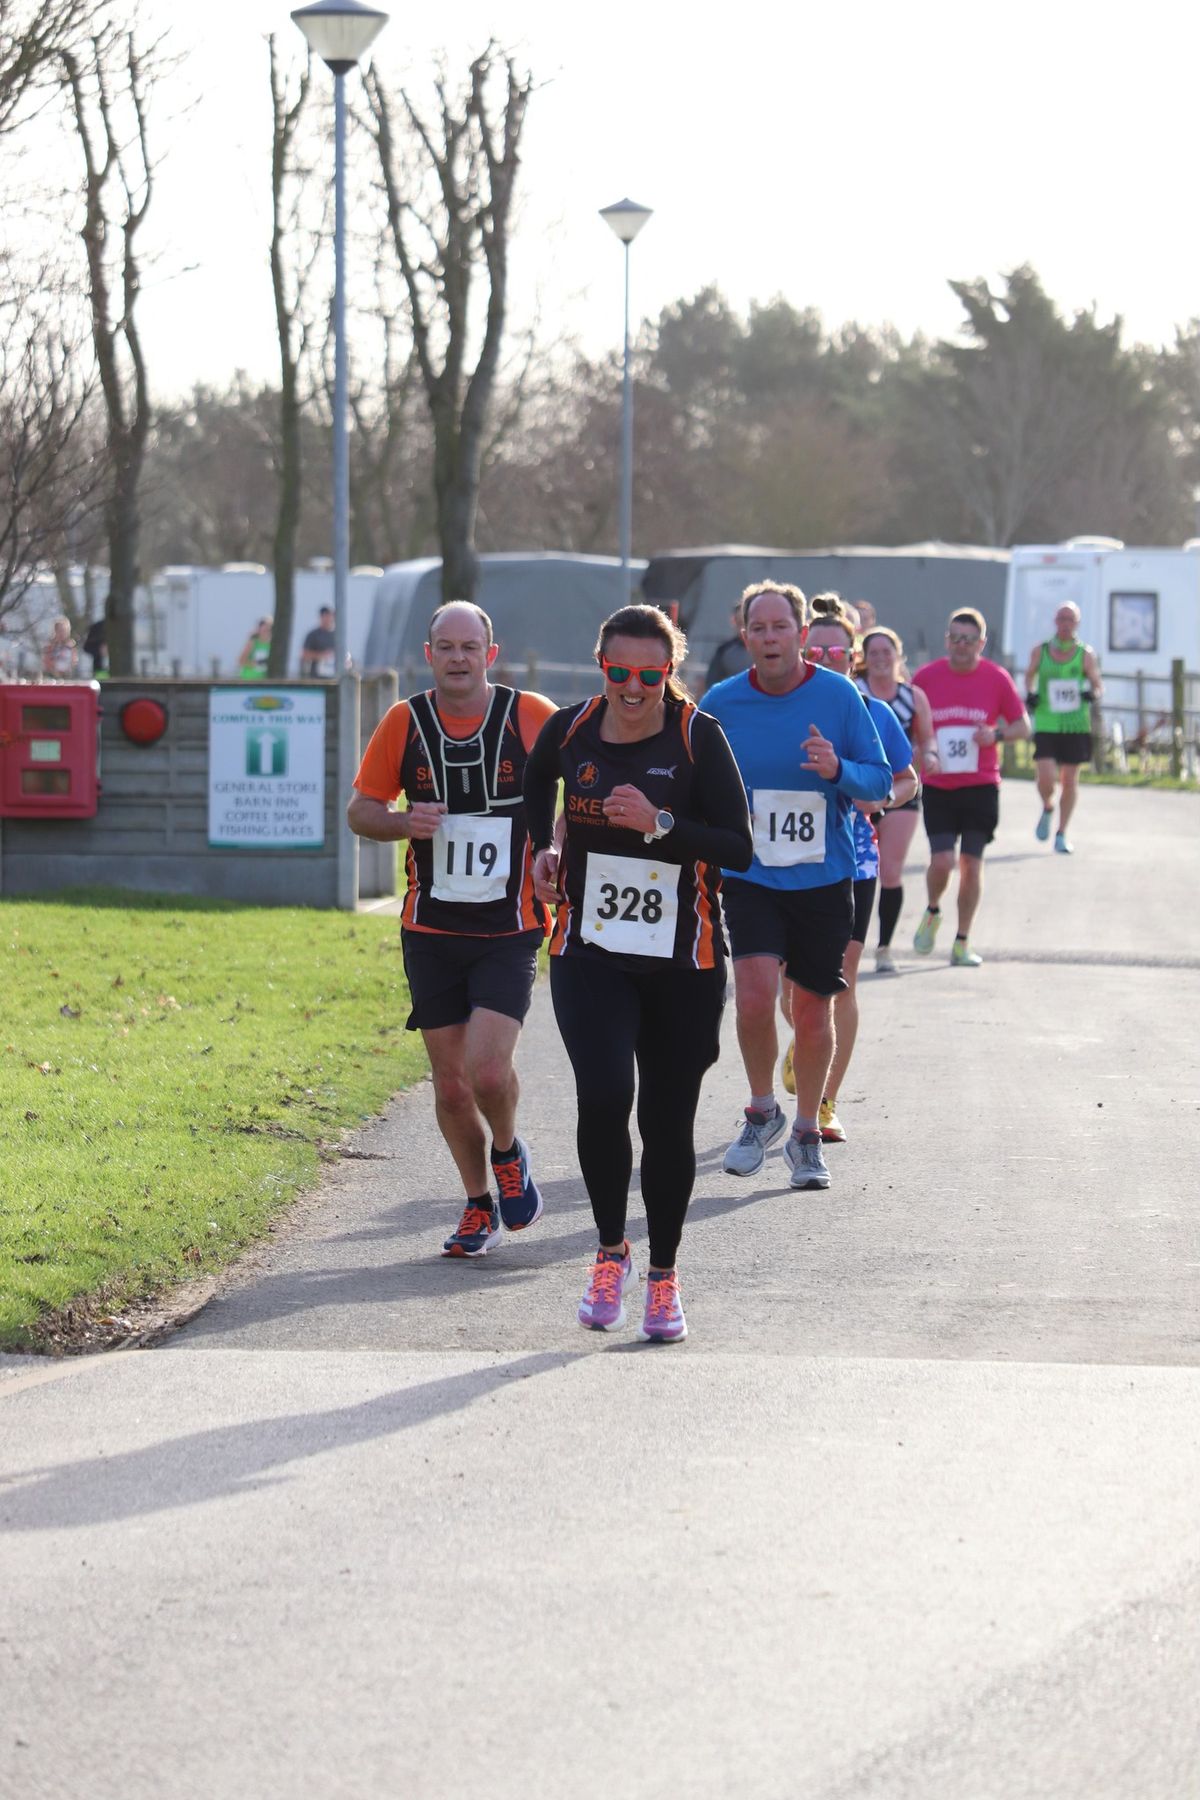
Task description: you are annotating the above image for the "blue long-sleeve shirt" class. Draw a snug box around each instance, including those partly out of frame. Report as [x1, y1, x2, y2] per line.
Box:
[701, 665, 891, 889]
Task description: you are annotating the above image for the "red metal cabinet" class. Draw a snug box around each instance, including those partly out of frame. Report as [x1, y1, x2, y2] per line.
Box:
[0, 684, 101, 818]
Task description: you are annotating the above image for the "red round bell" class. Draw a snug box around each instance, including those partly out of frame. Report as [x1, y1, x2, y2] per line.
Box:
[120, 697, 168, 745]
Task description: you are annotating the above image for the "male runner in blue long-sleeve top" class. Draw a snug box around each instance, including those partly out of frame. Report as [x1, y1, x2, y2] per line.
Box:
[702, 581, 890, 1191]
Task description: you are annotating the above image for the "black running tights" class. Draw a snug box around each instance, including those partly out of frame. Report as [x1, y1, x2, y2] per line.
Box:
[549, 956, 726, 1269]
[877, 883, 903, 947]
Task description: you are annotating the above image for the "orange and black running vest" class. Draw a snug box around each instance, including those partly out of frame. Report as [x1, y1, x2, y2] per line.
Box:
[400, 685, 547, 937]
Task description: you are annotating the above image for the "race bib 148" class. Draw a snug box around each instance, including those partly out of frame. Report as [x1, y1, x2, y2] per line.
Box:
[752, 789, 828, 866]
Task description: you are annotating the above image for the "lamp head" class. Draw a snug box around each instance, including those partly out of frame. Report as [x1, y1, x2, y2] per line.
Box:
[291, 0, 388, 74]
[600, 198, 653, 245]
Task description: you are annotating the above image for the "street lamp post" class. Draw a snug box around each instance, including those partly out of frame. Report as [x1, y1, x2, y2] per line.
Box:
[292, 0, 388, 910]
[599, 198, 652, 603]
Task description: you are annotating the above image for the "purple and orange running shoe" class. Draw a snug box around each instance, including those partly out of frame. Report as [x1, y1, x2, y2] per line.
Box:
[578, 1243, 636, 1330]
[638, 1271, 687, 1343]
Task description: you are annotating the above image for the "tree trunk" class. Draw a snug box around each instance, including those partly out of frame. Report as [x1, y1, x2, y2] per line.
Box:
[106, 433, 143, 673]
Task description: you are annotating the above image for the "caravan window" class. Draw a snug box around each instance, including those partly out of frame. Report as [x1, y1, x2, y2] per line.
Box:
[1109, 592, 1158, 654]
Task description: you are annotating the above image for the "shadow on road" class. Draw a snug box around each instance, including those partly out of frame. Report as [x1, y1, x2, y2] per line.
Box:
[0, 1349, 581, 1531]
[178, 1171, 778, 1344]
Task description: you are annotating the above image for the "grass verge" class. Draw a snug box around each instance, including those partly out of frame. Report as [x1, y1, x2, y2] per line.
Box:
[0, 889, 425, 1352]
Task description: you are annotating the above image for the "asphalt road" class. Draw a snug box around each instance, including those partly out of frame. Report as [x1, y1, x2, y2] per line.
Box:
[2, 782, 1198, 1799]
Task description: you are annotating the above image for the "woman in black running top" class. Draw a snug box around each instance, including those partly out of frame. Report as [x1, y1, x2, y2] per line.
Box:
[854, 626, 938, 973]
[524, 604, 752, 1343]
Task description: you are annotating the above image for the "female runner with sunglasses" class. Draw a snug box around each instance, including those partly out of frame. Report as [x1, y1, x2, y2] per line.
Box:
[523, 604, 752, 1342]
[780, 595, 918, 1140]
[853, 626, 938, 972]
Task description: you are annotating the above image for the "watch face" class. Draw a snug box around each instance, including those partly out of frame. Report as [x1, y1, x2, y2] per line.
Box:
[656, 810, 673, 832]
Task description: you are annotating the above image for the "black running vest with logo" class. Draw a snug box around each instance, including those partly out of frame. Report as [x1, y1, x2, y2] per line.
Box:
[400, 686, 546, 936]
[551, 696, 725, 970]
[855, 676, 916, 747]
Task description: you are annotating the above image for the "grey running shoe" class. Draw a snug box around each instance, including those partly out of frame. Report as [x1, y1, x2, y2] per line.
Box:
[783, 1130, 831, 1191]
[1054, 831, 1073, 855]
[723, 1103, 788, 1176]
[1036, 807, 1053, 842]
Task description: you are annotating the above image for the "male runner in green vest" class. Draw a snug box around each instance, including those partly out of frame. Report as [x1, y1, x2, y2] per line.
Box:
[1024, 602, 1103, 855]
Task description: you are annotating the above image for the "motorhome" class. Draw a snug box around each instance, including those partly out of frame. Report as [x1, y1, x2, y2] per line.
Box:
[643, 543, 1011, 671]
[1003, 540, 1200, 743]
[1003, 540, 1200, 679]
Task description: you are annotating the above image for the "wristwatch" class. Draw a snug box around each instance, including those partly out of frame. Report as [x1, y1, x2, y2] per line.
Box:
[644, 809, 674, 843]
[992, 723, 1005, 745]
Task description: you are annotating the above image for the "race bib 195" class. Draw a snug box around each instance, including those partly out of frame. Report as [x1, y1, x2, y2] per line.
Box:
[752, 789, 828, 866]
[580, 851, 680, 957]
[935, 725, 980, 775]
[1048, 680, 1081, 715]
[430, 814, 512, 903]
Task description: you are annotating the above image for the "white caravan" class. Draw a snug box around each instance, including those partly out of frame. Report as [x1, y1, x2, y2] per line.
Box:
[153, 566, 383, 678]
[1002, 540, 1200, 679]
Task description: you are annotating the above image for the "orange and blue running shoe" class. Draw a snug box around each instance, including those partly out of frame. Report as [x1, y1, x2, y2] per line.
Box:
[578, 1242, 635, 1330]
[441, 1200, 501, 1258]
[492, 1136, 543, 1231]
[637, 1270, 687, 1343]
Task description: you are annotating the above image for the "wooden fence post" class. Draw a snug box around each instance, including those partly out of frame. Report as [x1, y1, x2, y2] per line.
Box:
[1171, 658, 1185, 779]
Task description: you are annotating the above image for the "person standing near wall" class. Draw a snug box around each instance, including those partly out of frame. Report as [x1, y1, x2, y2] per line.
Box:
[348, 601, 555, 1257]
[83, 615, 108, 678]
[238, 618, 273, 680]
[704, 602, 753, 689]
[301, 606, 337, 678]
[41, 617, 78, 679]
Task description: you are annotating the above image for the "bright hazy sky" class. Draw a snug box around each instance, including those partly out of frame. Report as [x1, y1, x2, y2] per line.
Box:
[50, 0, 1200, 396]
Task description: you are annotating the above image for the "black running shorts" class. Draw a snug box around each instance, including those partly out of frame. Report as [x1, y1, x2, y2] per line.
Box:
[921, 783, 1000, 858]
[1034, 730, 1092, 766]
[401, 927, 541, 1032]
[721, 876, 853, 997]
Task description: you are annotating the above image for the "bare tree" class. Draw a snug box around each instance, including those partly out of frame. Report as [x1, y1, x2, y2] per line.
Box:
[364, 42, 532, 601]
[342, 278, 433, 567]
[0, 0, 90, 135]
[0, 275, 101, 621]
[60, 20, 160, 675]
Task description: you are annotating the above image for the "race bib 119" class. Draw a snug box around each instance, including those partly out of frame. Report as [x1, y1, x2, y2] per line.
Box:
[430, 814, 512, 903]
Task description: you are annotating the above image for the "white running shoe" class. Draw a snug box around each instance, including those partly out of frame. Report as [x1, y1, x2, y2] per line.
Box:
[723, 1104, 788, 1177]
[783, 1131, 831, 1191]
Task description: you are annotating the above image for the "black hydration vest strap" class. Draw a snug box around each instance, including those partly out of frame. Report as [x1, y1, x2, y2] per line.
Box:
[408, 686, 519, 815]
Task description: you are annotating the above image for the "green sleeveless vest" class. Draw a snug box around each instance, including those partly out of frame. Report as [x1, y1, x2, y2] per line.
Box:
[1033, 642, 1090, 734]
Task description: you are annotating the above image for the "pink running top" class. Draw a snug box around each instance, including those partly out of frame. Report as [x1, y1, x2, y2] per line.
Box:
[913, 657, 1025, 789]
